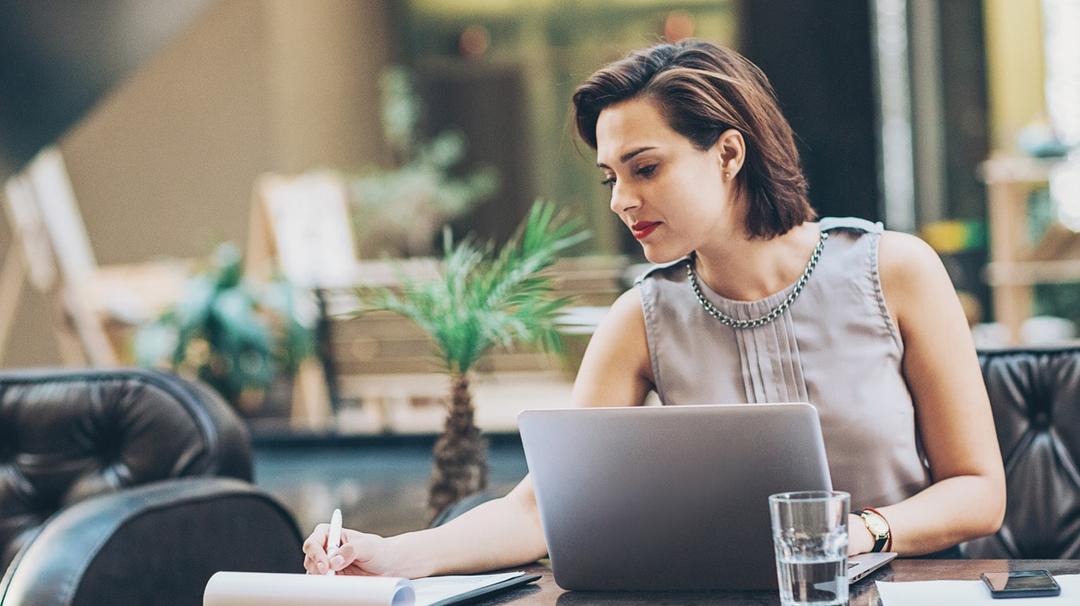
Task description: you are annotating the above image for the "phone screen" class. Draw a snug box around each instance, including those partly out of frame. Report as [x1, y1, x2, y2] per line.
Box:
[982, 570, 1059, 593]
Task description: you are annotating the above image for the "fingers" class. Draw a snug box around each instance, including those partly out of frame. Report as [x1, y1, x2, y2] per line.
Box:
[303, 552, 328, 575]
[327, 530, 380, 573]
[326, 540, 347, 570]
[305, 524, 385, 575]
[302, 523, 330, 574]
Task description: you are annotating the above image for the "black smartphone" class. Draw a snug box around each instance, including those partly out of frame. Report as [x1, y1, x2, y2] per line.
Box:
[981, 570, 1061, 598]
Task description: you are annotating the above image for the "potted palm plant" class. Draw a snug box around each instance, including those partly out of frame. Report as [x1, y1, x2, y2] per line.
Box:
[362, 201, 589, 519]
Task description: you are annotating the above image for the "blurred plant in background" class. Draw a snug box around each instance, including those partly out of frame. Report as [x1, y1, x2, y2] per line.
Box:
[134, 243, 316, 414]
[349, 66, 499, 257]
[359, 200, 588, 519]
[1020, 188, 1080, 333]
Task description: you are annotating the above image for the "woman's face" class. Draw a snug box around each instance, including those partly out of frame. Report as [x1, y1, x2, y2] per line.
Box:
[595, 97, 737, 263]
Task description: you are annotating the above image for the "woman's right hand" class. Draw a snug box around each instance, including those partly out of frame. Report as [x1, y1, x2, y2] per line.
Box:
[302, 524, 402, 576]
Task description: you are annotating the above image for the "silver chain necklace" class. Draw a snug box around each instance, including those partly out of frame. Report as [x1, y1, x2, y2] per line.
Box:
[686, 231, 829, 329]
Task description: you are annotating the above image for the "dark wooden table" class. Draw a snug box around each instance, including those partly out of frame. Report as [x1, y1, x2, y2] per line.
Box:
[477, 559, 1080, 605]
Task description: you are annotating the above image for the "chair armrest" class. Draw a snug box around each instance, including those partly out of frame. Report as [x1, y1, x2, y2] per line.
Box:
[1, 477, 302, 606]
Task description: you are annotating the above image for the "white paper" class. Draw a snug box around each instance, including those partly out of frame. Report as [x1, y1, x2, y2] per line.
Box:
[412, 572, 525, 606]
[876, 573, 1080, 606]
[203, 570, 525, 606]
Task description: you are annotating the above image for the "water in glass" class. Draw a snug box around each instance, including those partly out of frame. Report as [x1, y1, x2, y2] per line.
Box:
[774, 527, 848, 606]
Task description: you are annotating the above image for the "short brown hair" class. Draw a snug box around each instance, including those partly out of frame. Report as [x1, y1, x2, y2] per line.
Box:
[572, 40, 815, 239]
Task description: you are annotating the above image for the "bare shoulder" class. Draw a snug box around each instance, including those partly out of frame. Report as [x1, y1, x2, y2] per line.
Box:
[877, 230, 955, 330]
[878, 230, 943, 281]
[587, 287, 648, 361]
[607, 285, 645, 322]
[571, 286, 653, 406]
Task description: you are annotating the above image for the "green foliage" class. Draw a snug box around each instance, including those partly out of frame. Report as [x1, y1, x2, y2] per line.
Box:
[134, 243, 315, 408]
[1027, 188, 1080, 328]
[1034, 283, 1080, 328]
[350, 66, 499, 256]
[362, 200, 590, 375]
[379, 67, 422, 158]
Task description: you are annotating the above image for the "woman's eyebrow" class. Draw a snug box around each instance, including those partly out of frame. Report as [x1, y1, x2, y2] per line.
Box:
[596, 146, 656, 168]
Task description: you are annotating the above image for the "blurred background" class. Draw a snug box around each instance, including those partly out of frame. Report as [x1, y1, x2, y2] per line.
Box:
[2, 0, 1078, 536]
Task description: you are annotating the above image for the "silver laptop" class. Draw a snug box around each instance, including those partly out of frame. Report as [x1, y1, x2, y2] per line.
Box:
[518, 404, 896, 591]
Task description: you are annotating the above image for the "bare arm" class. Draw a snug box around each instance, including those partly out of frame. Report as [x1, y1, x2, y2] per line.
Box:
[307, 288, 653, 576]
[847, 232, 1005, 555]
[384, 475, 548, 576]
[570, 287, 654, 407]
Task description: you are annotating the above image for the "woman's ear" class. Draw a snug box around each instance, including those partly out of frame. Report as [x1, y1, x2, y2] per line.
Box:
[715, 129, 745, 180]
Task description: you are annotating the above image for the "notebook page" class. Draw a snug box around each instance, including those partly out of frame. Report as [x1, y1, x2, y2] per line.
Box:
[876, 573, 1080, 606]
[413, 572, 526, 606]
[203, 571, 415, 606]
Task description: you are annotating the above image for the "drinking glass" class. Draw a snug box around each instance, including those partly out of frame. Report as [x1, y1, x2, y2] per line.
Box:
[769, 490, 850, 606]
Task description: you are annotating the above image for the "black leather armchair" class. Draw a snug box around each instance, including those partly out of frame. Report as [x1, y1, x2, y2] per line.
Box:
[964, 346, 1080, 559]
[0, 369, 303, 605]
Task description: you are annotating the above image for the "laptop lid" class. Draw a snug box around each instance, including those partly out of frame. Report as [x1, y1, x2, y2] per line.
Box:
[518, 403, 832, 591]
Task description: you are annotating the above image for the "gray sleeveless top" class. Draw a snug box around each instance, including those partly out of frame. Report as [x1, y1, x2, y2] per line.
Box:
[636, 217, 930, 510]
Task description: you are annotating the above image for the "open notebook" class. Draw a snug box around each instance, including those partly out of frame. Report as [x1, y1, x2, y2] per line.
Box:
[203, 571, 541, 606]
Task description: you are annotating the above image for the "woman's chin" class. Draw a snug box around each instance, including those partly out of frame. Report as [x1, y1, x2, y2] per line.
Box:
[640, 243, 690, 265]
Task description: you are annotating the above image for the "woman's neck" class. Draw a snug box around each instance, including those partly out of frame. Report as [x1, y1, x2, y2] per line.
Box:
[692, 221, 821, 302]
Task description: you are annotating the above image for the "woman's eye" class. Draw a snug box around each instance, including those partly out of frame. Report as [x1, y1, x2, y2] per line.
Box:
[636, 164, 657, 177]
[600, 176, 616, 188]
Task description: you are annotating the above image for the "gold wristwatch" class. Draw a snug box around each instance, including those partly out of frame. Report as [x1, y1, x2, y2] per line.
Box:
[858, 508, 891, 553]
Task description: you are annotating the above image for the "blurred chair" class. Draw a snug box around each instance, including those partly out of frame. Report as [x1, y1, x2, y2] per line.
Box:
[247, 171, 456, 431]
[246, 172, 362, 294]
[0, 147, 191, 366]
[0, 368, 303, 605]
[246, 172, 358, 427]
[963, 346, 1080, 558]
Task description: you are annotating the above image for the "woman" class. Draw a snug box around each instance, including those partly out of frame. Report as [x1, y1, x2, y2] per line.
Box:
[302, 40, 1005, 577]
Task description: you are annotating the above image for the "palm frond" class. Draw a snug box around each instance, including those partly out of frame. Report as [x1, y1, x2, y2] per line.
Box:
[359, 199, 590, 375]
[479, 203, 590, 312]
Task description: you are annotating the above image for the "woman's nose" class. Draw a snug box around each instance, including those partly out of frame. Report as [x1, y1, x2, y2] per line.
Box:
[609, 184, 640, 214]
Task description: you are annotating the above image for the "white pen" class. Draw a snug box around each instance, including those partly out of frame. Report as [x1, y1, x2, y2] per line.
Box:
[326, 508, 342, 576]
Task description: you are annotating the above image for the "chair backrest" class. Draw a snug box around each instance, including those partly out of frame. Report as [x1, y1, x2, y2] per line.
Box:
[11, 147, 98, 289]
[0, 478, 302, 606]
[246, 171, 362, 289]
[1, 147, 120, 366]
[964, 346, 1080, 558]
[2, 170, 57, 293]
[0, 368, 252, 571]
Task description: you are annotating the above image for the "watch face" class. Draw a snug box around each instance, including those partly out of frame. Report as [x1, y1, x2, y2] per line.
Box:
[865, 515, 889, 536]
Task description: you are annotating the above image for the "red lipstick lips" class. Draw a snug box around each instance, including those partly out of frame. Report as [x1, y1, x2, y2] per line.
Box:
[631, 221, 660, 240]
